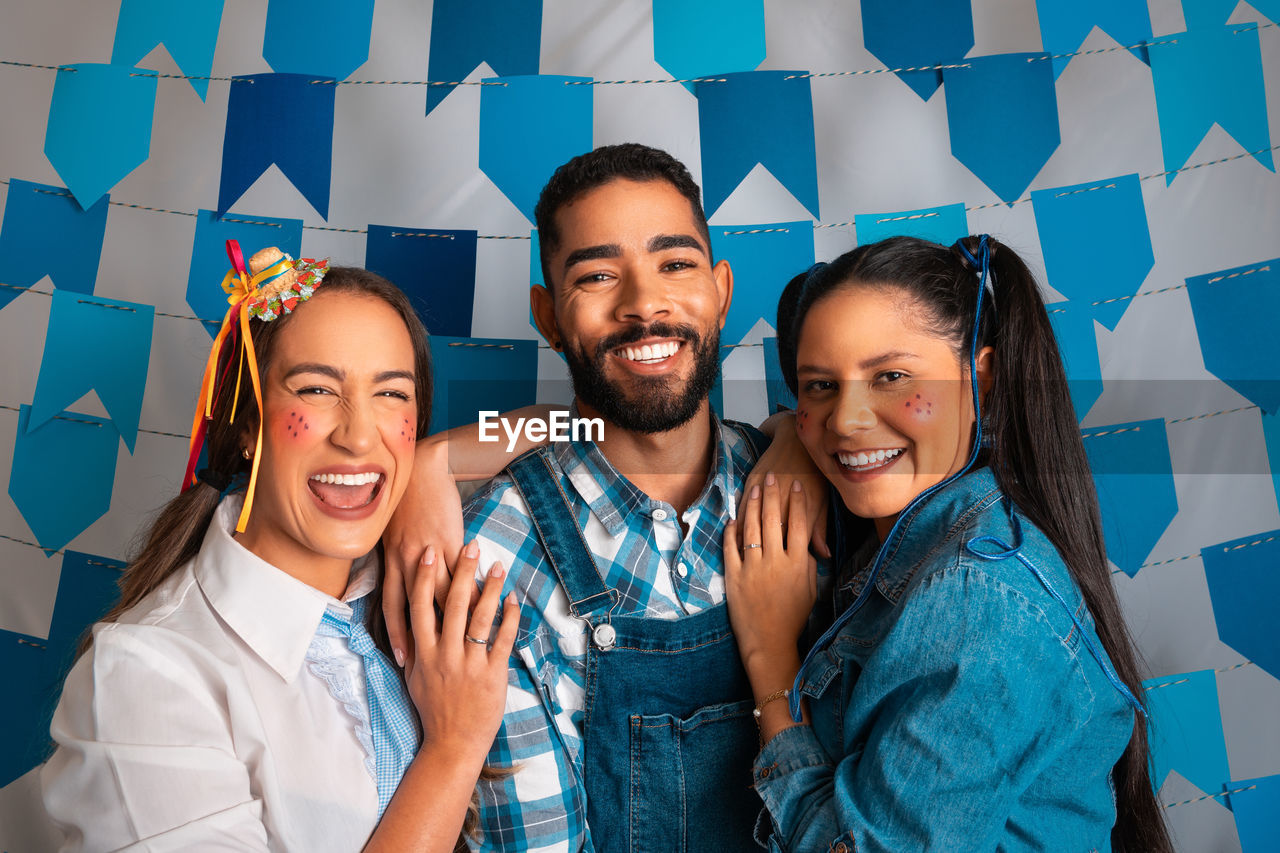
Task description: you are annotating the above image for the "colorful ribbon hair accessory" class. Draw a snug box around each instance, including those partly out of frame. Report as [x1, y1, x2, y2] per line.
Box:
[182, 240, 330, 532]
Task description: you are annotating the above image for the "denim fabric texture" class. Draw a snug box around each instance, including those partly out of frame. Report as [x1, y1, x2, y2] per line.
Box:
[753, 467, 1134, 853]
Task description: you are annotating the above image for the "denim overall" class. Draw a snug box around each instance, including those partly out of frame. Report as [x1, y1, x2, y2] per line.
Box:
[506, 423, 766, 853]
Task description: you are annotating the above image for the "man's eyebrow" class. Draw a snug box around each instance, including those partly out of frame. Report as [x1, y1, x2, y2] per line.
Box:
[562, 244, 622, 273]
[648, 233, 706, 255]
[283, 363, 344, 381]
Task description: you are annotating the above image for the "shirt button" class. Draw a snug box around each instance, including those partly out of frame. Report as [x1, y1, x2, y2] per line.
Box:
[676, 562, 688, 578]
[651, 508, 668, 521]
[832, 844, 849, 853]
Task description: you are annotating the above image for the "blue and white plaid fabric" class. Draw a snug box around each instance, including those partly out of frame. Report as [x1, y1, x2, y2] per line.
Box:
[310, 595, 419, 816]
[463, 417, 758, 852]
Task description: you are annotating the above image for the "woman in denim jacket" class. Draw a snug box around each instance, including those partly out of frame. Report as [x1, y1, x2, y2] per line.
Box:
[725, 236, 1172, 852]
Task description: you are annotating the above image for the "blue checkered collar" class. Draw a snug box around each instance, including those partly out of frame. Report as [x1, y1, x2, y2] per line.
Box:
[551, 405, 737, 537]
[194, 495, 379, 682]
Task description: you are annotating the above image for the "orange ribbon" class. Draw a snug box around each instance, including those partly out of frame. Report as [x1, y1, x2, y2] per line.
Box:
[183, 240, 288, 533]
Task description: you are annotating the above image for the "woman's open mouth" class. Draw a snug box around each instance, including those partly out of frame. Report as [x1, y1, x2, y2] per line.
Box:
[307, 471, 386, 510]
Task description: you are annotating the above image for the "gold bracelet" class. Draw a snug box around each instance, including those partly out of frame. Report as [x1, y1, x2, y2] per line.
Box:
[753, 688, 789, 719]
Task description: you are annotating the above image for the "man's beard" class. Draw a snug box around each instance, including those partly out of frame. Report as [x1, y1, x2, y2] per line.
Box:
[564, 321, 720, 434]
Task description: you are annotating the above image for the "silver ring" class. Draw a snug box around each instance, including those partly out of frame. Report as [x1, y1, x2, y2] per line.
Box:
[464, 634, 489, 645]
[744, 543, 762, 550]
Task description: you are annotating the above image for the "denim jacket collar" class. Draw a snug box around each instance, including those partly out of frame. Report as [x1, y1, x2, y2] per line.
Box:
[844, 466, 1005, 607]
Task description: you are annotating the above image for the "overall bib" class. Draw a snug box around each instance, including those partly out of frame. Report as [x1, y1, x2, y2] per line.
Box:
[507, 424, 766, 853]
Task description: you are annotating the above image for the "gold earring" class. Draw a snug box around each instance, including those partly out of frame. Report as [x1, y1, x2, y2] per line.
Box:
[242, 447, 252, 460]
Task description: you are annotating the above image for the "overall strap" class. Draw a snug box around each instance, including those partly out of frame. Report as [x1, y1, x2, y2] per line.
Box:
[506, 448, 618, 619]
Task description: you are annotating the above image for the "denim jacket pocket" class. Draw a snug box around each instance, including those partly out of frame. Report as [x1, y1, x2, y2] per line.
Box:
[628, 699, 758, 853]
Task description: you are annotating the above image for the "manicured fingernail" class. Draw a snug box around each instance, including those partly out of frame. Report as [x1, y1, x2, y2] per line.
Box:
[393, 647, 405, 667]
[792, 479, 803, 492]
[750, 484, 760, 499]
[422, 545, 435, 565]
[765, 472, 776, 486]
[506, 592, 517, 605]
[490, 562, 505, 578]
[465, 540, 480, 558]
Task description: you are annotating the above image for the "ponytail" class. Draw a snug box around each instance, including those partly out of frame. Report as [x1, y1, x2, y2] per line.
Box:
[980, 241, 1172, 853]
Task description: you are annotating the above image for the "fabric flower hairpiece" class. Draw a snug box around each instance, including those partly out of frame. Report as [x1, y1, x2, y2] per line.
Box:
[182, 240, 331, 532]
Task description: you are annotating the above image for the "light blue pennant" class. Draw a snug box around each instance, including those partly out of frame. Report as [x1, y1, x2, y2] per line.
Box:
[1185, 258, 1280, 415]
[710, 221, 813, 354]
[111, 0, 224, 100]
[1046, 303, 1103, 422]
[1034, 0, 1152, 78]
[185, 210, 304, 335]
[854, 202, 968, 246]
[428, 336, 538, 433]
[1201, 530, 1280, 681]
[1143, 668, 1230, 797]
[653, 0, 766, 92]
[263, 0, 374, 81]
[44, 64, 157, 209]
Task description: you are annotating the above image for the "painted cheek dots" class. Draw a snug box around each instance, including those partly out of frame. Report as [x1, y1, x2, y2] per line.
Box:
[283, 411, 311, 439]
[399, 417, 415, 443]
[905, 394, 934, 419]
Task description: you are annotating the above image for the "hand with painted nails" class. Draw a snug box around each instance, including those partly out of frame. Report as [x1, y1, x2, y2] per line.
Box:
[382, 437, 466, 668]
[738, 412, 831, 560]
[403, 540, 519, 761]
[724, 473, 817, 699]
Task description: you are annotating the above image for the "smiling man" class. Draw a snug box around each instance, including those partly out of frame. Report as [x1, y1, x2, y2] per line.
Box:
[463, 145, 769, 852]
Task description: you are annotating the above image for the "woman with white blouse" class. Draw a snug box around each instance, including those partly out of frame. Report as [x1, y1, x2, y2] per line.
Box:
[42, 250, 517, 852]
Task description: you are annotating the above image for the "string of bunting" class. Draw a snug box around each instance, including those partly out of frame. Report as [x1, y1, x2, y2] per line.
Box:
[2, 144, 1275, 245]
[1, 21, 1273, 86]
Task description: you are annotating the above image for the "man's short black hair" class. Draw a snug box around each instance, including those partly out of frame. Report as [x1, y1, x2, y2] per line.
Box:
[533, 143, 712, 289]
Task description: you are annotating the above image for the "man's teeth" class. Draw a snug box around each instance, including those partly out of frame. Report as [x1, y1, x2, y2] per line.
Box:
[619, 341, 679, 362]
[837, 448, 903, 469]
[309, 472, 381, 485]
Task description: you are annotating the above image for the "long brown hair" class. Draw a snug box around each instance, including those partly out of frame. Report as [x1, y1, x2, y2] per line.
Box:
[778, 236, 1172, 852]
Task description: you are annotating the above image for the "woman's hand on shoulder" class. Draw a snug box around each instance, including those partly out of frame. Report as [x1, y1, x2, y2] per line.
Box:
[403, 540, 518, 763]
[725, 473, 817, 680]
[382, 437, 465, 667]
[740, 412, 831, 559]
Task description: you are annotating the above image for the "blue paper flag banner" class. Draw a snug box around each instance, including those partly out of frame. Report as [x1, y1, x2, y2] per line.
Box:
[1032, 174, 1153, 330]
[710, 221, 814, 353]
[28, 292, 155, 452]
[943, 53, 1061, 204]
[44, 64, 157, 210]
[366, 226, 477, 337]
[653, 0, 766, 93]
[1225, 774, 1280, 852]
[855, 202, 969, 246]
[9, 406, 119, 555]
[762, 337, 797, 413]
[263, 0, 374, 81]
[0, 179, 107, 312]
[185, 210, 304, 335]
[479, 75, 592, 222]
[1046, 304, 1103, 422]
[1185, 259, 1280, 415]
[1148, 25, 1274, 184]
[426, 0, 542, 116]
[696, 70, 820, 219]
[1202, 530, 1280, 681]
[860, 0, 974, 100]
[427, 336, 538, 434]
[111, 0, 224, 100]
[1081, 418, 1178, 576]
[1143, 668, 1231, 796]
[218, 73, 335, 219]
[0, 550, 122, 788]
[1034, 0, 1152, 79]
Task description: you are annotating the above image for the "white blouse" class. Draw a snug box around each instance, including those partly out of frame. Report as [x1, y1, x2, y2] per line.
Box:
[42, 497, 388, 852]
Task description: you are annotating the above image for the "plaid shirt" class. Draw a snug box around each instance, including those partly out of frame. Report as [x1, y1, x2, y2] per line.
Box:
[462, 416, 758, 852]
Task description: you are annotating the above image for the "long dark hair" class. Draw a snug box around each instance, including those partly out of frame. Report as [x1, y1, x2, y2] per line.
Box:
[91, 266, 433, 636]
[778, 236, 1171, 852]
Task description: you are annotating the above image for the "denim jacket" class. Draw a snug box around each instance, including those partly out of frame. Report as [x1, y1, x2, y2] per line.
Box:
[752, 467, 1135, 853]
